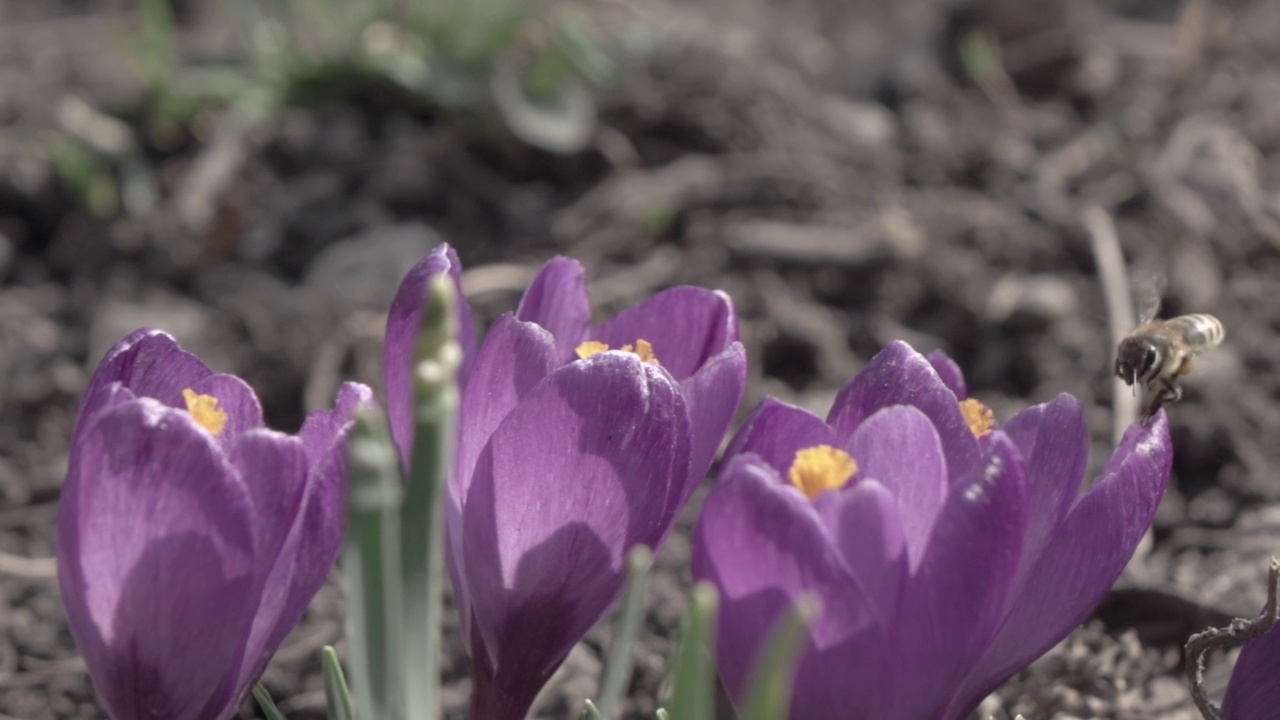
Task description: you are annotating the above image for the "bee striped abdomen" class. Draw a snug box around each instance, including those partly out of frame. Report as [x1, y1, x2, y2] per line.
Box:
[1169, 314, 1225, 348]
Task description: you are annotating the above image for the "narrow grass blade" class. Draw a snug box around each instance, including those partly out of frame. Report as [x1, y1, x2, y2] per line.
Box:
[322, 646, 356, 720]
[593, 544, 653, 719]
[738, 595, 819, 720]
[400, 275, 462, 720]
[665, 582, 718, 720]
[578, 699, 606, 720]
[253, 684, 287, 720]
[344, 407, 406, 720]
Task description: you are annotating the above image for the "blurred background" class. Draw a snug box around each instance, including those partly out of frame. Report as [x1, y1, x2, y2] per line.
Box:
[1, 0, 1278, 717]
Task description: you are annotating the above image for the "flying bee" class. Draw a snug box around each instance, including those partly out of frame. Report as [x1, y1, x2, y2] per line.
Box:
[1115, 312, 1224, 419]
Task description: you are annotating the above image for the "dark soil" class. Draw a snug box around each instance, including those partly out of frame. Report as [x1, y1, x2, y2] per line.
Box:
[3, 0, 1279, 718]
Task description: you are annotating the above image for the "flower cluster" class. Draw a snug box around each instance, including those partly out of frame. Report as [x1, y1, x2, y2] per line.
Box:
[692, 342, 1172, 719]
[56, 244, 1184, 719]
[383, 247, 746, 718]
[58, 329, 370, 719]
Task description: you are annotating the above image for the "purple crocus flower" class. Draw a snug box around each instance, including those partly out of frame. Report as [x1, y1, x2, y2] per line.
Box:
[57, 329, 371, 720]
[1223, 615, 1280, 718]
[692, 341, 1172, 720]
[384, 245, 747, 719]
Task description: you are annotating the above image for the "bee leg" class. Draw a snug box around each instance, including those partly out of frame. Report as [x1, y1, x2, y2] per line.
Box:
[1178, 358, 1194, 376]
[1143, 389, 1165, 419]
[1162, 378, 1183, 403]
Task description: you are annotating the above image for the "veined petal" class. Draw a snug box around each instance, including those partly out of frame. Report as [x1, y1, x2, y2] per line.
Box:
[925, 349, 967, 400]
[57, 399, 259, 720]
[591, 287, 739, 381]
[944, 414, 1172, 719]
[298, 382, 375, 467]
[384, 244, 473, 467]
[813, 479, 906, 627]
[1000, 394, 1087, 588]
[76, 329, 212, 441]
[451, 315, 559, 643]
[846, 405, 949, 568]
[692, 455, 881, 716]
[455, 315, 560, 506]
[237, 382, 366, 689]
[232, 431, 309, 582]
[515, 256, 591, 363]
[676, 342, 746, 506]
[1224, 620, 1280, 719]
[886, 433, 1027, 720]
[723, 398, 837, 478]
[189, 373, 265, 446]
[461, 352, 691, 716]
[827, 341, 980, 482]
[236, 422, 350, 696]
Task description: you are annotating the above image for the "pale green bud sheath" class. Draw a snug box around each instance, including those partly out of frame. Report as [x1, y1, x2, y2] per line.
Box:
[344, 407, 405, 720]
[402, 274, 462, 720]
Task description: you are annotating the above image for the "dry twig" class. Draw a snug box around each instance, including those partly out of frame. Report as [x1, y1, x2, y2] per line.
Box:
[1185, 557, 1280, 720]
[1083, 204, 1138, 447]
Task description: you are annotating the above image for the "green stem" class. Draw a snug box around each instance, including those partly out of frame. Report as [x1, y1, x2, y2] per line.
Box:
[343, 409, 405, 720]
[400, 275, 461, 720]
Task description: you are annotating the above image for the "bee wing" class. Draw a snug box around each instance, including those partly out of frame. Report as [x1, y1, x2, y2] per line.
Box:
[1130, 270, 1167, 324]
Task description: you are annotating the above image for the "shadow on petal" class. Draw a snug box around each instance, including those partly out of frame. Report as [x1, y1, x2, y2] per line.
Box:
[468, 523, 615, 720]
[102, 533, 259, 720]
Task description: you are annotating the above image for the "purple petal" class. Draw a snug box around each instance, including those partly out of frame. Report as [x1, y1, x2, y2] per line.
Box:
[1000, 394, 1088, 587]
[236, 424, 349, 695]
[591, 287, 739, 381]
[723, 398, 837, 478]
[298, 382, 375, 467]
[925, 349, 967, 399]
[189, 373, 265, 445]
[57, 399, 259, 720]
[691, 455, 882, 715]
[676, 342, 747, 505]
[460, 352, 691, 715]
[231, 431, 309, 580]
[1224, 619, 1280, 719]
[886, 433, 1028, 720]
[944, 414, 1172, 719]
[76, 329, 211, 440]
[383, 244, 474, 467]
[455, 315, 561, 505]
[846, 405, 949, 568]
[813, 479, 906, 626]
[450, 315, 559, 643]
[515, 256, 591, 363]
[827, 341, 981, 482]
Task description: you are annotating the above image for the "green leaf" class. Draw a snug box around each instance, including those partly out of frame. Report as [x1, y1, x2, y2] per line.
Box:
[400, 274, 463, 720]
[593, 545, 654, 719]
[665, 582, 718, 720]
[322, 646, 356, 720]
[738, 595, 819, 720]
[343, 406, 406, 720]
[253, 683, 287, 720]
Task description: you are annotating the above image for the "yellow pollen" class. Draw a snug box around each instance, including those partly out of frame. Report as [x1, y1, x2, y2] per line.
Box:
[959, 398, 995, 438]
[183, 389, 228, 436]
[575, 341, 610, 359]
[574, 338, 661, 365]
[788, 445, 857, 501]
